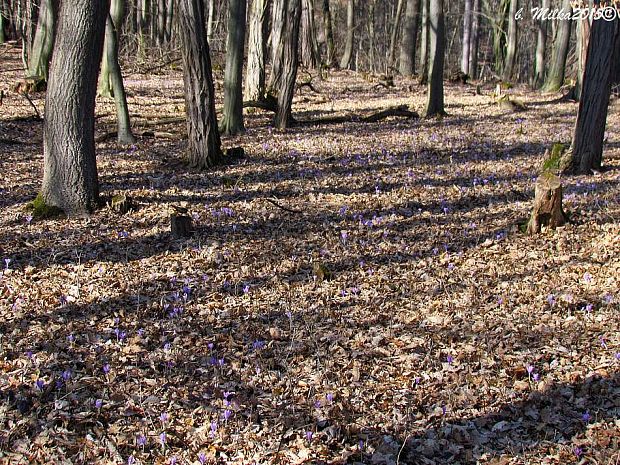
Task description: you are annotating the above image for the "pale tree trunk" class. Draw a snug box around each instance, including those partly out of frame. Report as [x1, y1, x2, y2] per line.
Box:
[425, 0, 445, 116]
[105, 13, 136, 145]
[387, 0, 404, 72]
[418, 0, 429, 84]
[206, 0, 215, 41]
[368, 0, 376, 73]
[322, 0, 335, 67]
[532, 0, 549, 88]
[339, 0, 354, 69]
[489, 0, 509, 76]
[136, 0, 145, 58]
[221, 0, 247, 136]
[178, 0, 224, 168]
[575, 1, 593, 101]
[567, 13, 618, 174]
[99, 0, 125, 97]
[468, 0, 480, 78]
[461, 0, 472, 75]
[502, 0, 518, 81]
[269, 0, 286, 92]
[300, 0, 320, 68]
[245, 0, 270, 101]
[543, 0, 572, 92]
[27, 0, 56, 81]
[41, 0, 109, 215]
[399, 0, 419, 76]
[165, 0, 173, 42]
[157, 0, 166, 46]
[274, 0, 301, 129]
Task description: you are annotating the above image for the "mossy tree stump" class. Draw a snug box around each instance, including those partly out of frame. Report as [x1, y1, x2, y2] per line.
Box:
[526, 172, 567, 235]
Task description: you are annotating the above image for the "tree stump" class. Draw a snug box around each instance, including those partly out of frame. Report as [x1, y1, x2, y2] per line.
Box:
[110, 194, 133, 214]
[171, 214, 193, 238]
[526, 173, 567, 235]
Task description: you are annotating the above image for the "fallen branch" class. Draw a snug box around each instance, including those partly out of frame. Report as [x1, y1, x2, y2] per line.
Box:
[19, 92, 42, 121]
[296, 104, 419, 126]
[264, 198, 303, 214]
[243, 97, 278, 113]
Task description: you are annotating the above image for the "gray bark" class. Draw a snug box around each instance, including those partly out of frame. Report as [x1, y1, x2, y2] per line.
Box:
[27, 0, 56, 81]
[388, 0, 404, 71]
[425, 0, 445, 117]
[502, 0, 518, 81]
[99, 0, 124, 97]
[532, 0, 549, 88]
[206, 0, 215, 41]
[41, 0, 109, 215]
[157, 0, 165, 46]
[269, 0, 286, 92]
[274, 0, 301, 129]
[245, 0, 269, 101]
[178, 0, 224, 168]
[221, 0, 247, 136]
[300, 0, 320, 68]
[568, 13, 618, 174]
[575, 2, 593, 101]
[468, 0, 480, 78]
[339, 0, 354, 69]
[368, 0, 376, 73]
[418, 0, 429, 84]
[461, 0, 472, 75]
[322, 0, 335, 67]
[165, 0, 173, 42]
[399, 0, 419, 76]
[543, 0, 572, 92]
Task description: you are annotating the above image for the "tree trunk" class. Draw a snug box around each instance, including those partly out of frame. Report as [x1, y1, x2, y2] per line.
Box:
[532, 0, 549, 88]
[27, 0, 56, 81]
[387, 0, 404, 72]
[274, 0, 301, 129]
[206, 0, 215, 41]
[321, 0, 335, 67]
[99, 0, 125, 97]
[221, 0, 247, 136]
[157, 0, 166, 46]
[368, 0, 376, 73]
[490, 0, 509, 76]
[300, 0, 320, 68]
[468, 0, 480, 78]
[542, 0, 572, 92]
[567, 13, 618, 174]
[339, 0, 354, 69]
[425, 0, 445, 117]
[418, 0, 429, 84]
[165, 0, 173, 43]
[269, 0, 286, 92]
[502, 0, 518, 81]
[245, 0, 269, 101]
[105, 13, 136, 145]
[575, 3, 592, 101]
[177, 0, 224, 168]
[461, 0, 472, 75]
[41, 0, 109, 215]
[399, 0, 419, 76]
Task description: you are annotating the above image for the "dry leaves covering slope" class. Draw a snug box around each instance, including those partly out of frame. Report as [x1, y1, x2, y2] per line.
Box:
[0, 45, 619, 465]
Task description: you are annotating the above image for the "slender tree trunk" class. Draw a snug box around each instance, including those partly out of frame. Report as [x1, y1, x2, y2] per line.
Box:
[388, 0, 404, 72]
[157, 0, 166, 46]
[165, 0, 173, 43]
[418, 0, 429, 84]
[461, 0, 472, 75]
[468, 0, 480, 78]
[567, 13, 618, 174]
[532, 0, 549, 88]
[0, 1, 5, 44]
[491, 0, 508, 76]
[300, 0, 320, 68]
[177, 0, 224, 168]
[368, 0, 376, 73]
[41, 0, 109, 215]
[105, 13, 136, 145]
[322, 0, 335, 67]
[99, 0, 125, 97]
[502, 0, 518, 80]
[399, 0, 419, 76]
[27, 0, 56, 81]
[221, 0, 247, 135]
[206, 0, 215, 41]
[425, 0, 445, 116]
[575, 2, 592, 101]
[543, 0, 572, 92]
[136, 0, 145, 58]
[339, 0, 354, 69]
[245, 0, 269, 101]
[274, 0, 301, 129]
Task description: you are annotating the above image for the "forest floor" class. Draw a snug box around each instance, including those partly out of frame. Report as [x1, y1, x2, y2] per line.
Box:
[0, 43, 619, 465]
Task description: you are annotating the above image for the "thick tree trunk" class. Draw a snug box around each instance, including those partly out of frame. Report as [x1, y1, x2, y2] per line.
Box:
[502, 0, 518, 81]
[425, 0, 445, 117]
[543, 0, 572, 92]
[339, 0, 354, 69]
[418, 0, 429, 84]
[399, 0, 419, 76]
[221, 0, 247, 136]
[269, 0, 286, 92]
[300, 0, 320, 68]
[468, 0, 480, 78]
[321, 0, 335, 67]
[387, 0, 404, 72]
[27, 0, 56, 81]
[532, 0, 549, 88]
[177, 0, 224, 168]
[105, 13, 136, 145]
[274, 0, 301, 129]
[461, 0, 472, 76]
[41, 0, 109, 215]
[245, 0, 269, 101]
[567, 13, 618, 174]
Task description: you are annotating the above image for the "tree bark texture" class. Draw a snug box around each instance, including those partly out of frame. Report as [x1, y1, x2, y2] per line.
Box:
[461, 0, 472, 75]
[177, 0, 224, 168]
[221, 0, 247, 135]
[41, 0, 109, 215]
[99, 0, 125, 97]
[532, 0, 549, 88]
[425, 0, 445, 117]
[387, 0, 404, 71]
[568, 13, 618, 174]
[274, 0, 301, 129]
[399, 0, 419, 76]
[27, 0, 56, 81]
[245, 0, 269, 101]
[339, 0, 354, 69]
[269, 0, 286, 92]
[468, 0, 479, 78]
[322, 0, 335, 67]
[526, 174, 567, 234]
[300, 0, 320, 68]
[543, 0, 572, 92]
[418, 0, 429, 84]
[502, 0, 518, 81]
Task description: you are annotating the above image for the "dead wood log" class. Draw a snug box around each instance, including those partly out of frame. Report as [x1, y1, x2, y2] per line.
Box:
[526, 173, 568, 234]
[297, 104, 419, 126]
[242, 95, 278, 112]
